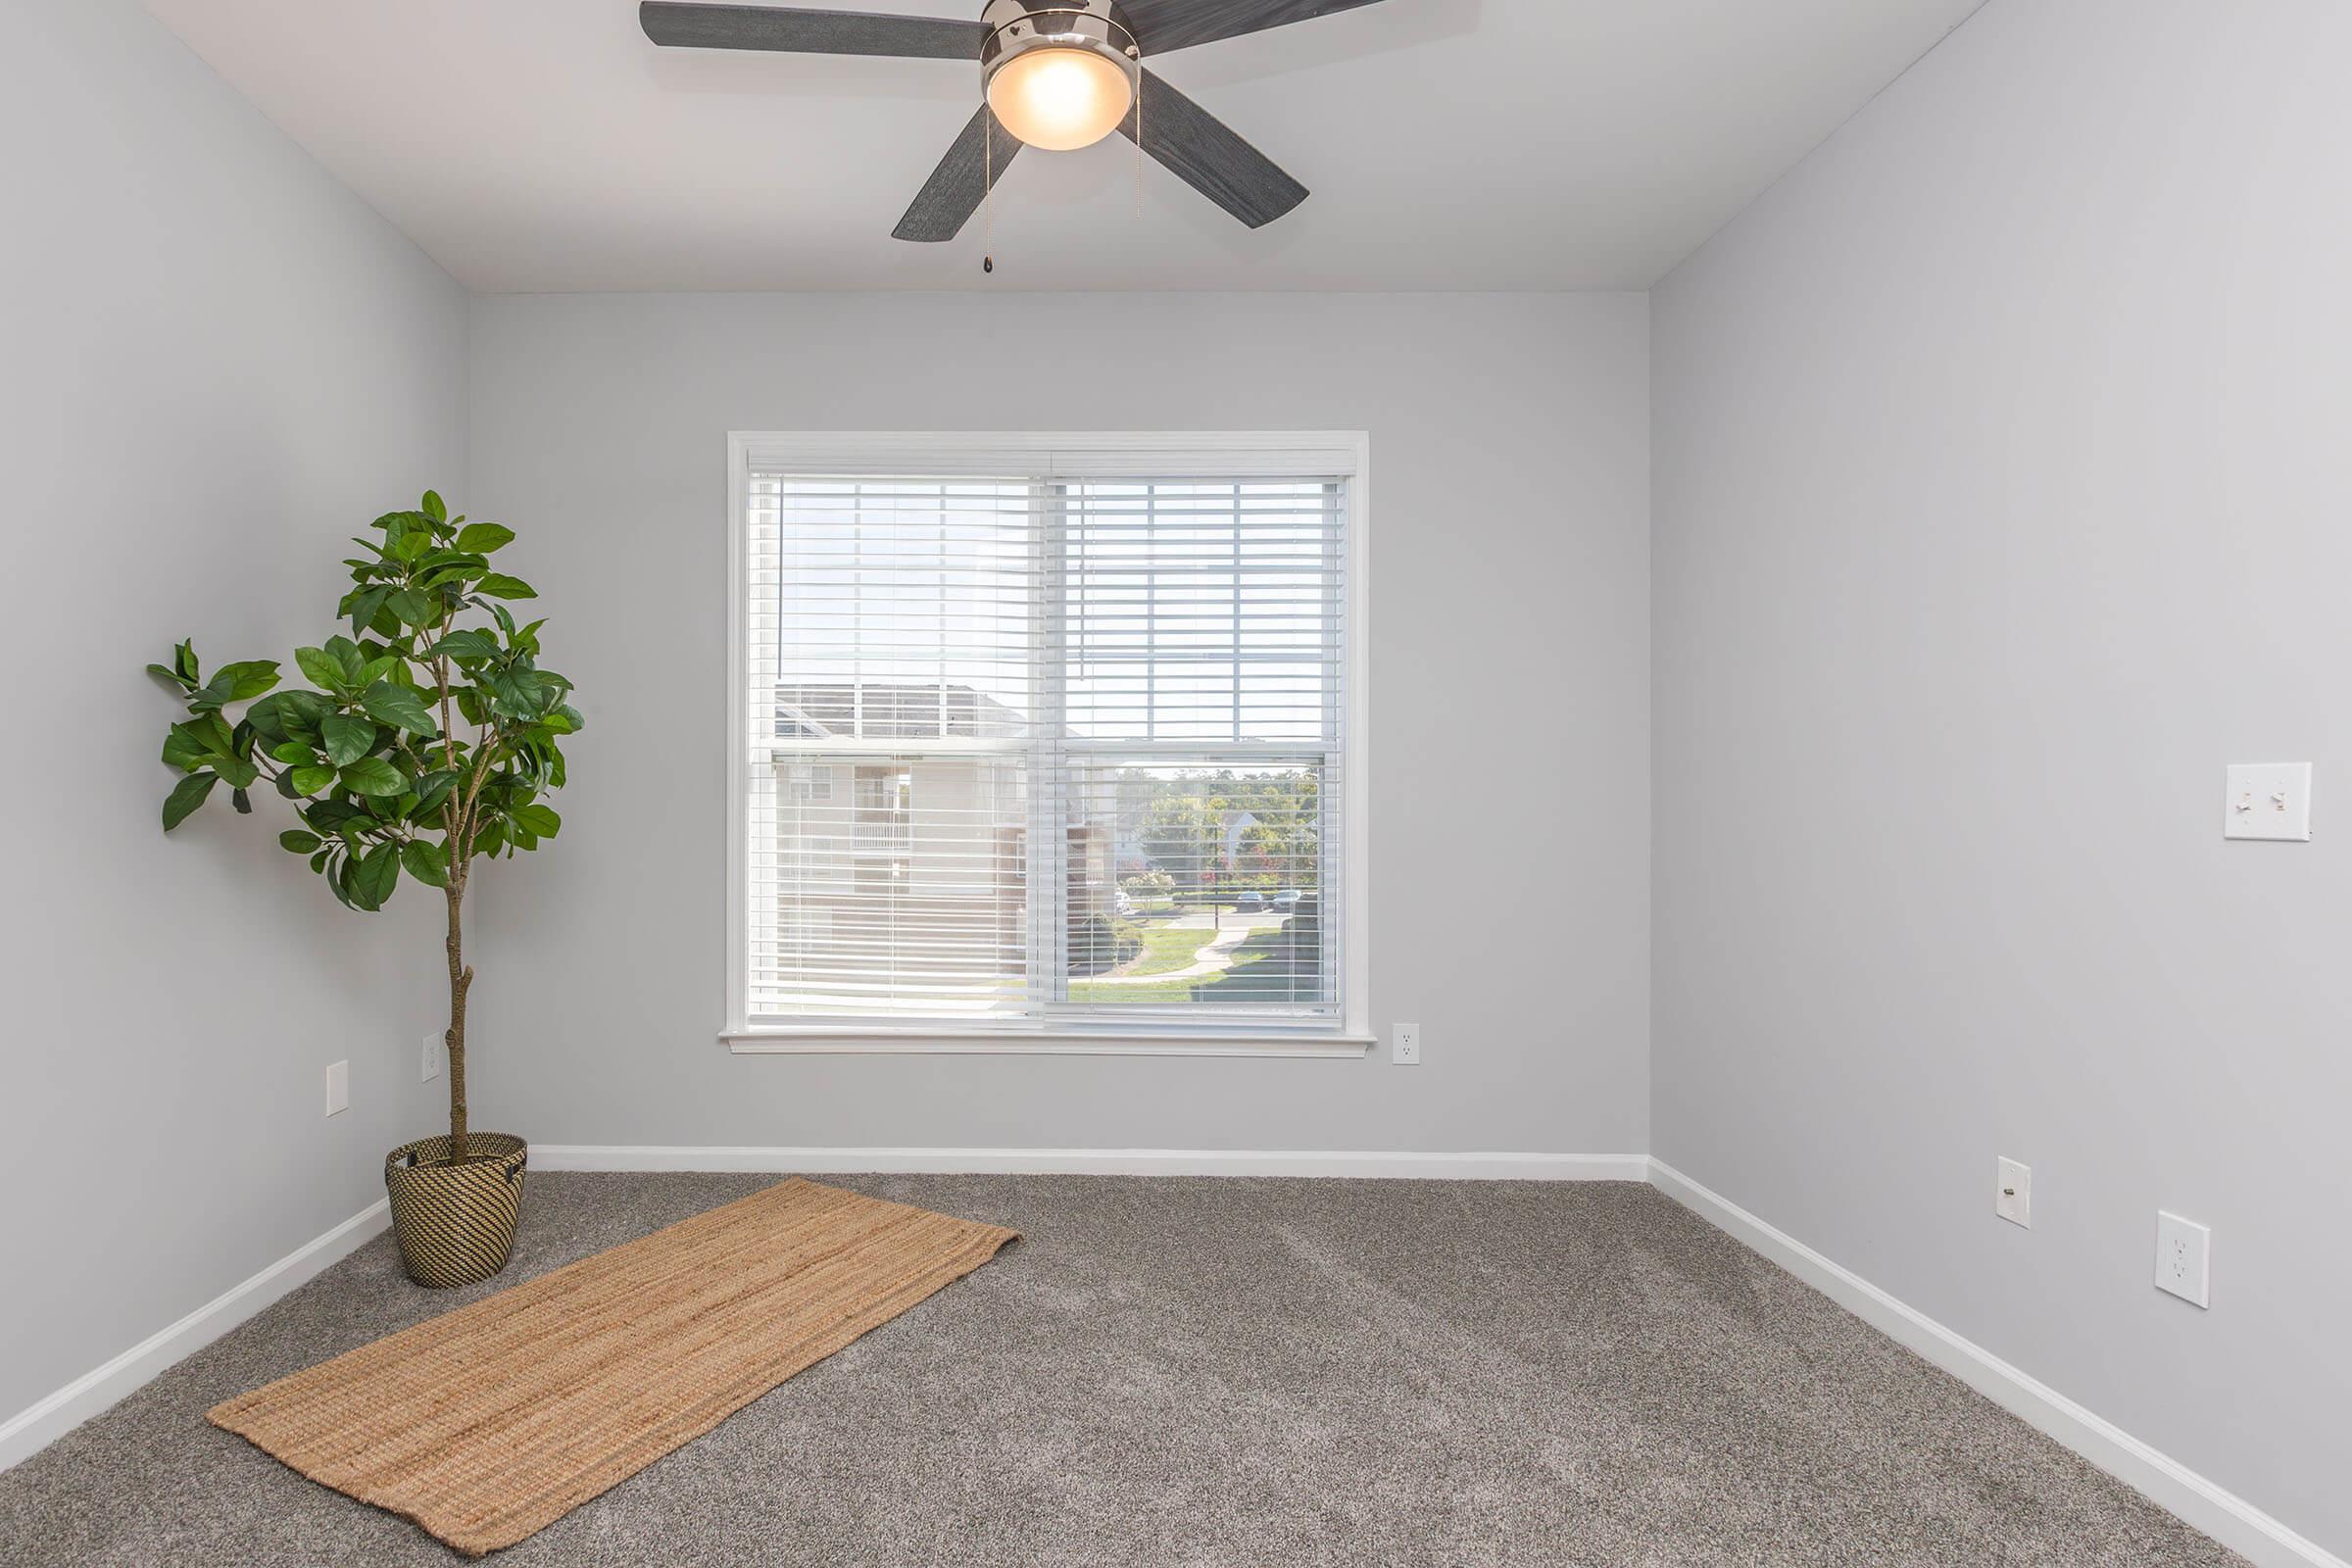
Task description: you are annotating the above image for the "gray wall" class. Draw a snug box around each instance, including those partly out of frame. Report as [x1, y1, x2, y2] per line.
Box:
[0, 2, 467, 1419]
[466, 292, 1651, 1156]
[1651, 0, 2351, 1554]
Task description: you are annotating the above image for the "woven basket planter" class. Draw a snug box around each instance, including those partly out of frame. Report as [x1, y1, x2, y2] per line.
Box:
[384, 1133, 528, 1289]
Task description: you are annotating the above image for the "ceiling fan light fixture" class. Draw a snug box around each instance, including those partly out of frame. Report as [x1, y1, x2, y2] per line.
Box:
[981, 3, 1139, 153]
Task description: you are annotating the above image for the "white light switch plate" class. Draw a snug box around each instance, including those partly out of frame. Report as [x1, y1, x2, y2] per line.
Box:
[421, 1032, 442, 1083]
[1995, 1156, 2031, 1228]
[324, 1059, 349, 1118]
[2225, 762, 2311, 841]
[2155, 1210, 2211, 1308]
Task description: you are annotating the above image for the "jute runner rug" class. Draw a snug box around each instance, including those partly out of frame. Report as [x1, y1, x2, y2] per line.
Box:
[209, 1177, 1019, 1556]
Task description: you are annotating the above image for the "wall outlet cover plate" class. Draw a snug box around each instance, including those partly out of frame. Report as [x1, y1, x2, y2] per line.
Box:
[1995, 1156, 2031, 1228]
[2224, 761, 2312, 841]
[2155, 1210, 2211, 1308]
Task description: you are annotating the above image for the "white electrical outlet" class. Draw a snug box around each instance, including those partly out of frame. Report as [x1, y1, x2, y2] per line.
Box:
[421, 1032, 442, 1083]
[2155, 1210, 2211, 1308]
[324, 1060, 350, 1118]
[1995, 1156, 2031, 1228]
[1392, 1021, 1421, 1065]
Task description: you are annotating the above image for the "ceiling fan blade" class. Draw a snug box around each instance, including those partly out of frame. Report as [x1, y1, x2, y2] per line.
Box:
[894, 107, 1024, 242]
[1119, 71, 1306, 228]
[1118, 0, 1390, 57]
[639, 3, 985, 59]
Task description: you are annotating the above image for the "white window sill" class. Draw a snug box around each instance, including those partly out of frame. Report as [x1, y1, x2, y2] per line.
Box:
[721, 1030, 1374, 1058]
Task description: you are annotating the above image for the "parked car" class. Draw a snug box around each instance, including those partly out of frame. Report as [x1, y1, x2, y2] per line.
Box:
[1234, 891, 1267, 913]
[1272, 890, 1301, 913]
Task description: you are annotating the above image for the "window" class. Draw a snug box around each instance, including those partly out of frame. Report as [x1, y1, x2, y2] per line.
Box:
[727, 433, 1367, 1054]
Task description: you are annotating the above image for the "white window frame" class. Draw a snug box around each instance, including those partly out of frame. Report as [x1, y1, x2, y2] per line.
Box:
[722, 431, 1372, 1057]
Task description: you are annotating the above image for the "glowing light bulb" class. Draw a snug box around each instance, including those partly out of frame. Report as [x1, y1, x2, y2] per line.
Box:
[986, 45, 1133, 152]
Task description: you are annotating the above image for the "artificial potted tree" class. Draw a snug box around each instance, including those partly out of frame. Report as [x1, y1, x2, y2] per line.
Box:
[150, 492, 580, 1288]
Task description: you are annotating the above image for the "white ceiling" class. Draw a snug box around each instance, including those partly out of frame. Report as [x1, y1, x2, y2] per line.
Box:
[147, 0, 1984, 292]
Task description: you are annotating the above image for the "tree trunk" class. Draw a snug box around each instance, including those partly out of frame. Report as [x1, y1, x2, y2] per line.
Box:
[444, 880, 473, 1163]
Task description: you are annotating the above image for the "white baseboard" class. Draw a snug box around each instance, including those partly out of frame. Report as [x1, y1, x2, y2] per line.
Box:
[1648, 1159, 2345, 1568]
[531, 1145, 1652, 1181]
[0, 1199, 390, 1475]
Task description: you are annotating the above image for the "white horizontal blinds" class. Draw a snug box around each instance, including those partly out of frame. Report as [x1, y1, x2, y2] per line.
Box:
[747, 475, 1036, 1021]
[745, 462, 1347, 1031]
[1056, 478, 1345, 1020]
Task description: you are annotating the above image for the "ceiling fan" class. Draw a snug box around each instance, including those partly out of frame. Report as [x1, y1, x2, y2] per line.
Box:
[638, 2, 1393, 242]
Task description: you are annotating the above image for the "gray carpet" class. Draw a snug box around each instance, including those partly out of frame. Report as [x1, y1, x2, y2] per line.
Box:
[0, 1174, 2241, 1567]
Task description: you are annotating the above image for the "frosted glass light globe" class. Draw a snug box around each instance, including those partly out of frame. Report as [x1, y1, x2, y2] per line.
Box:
[987, 45, 1133, 152]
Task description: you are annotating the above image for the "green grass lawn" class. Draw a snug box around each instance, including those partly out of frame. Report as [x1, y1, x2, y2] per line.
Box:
[1118, 924, 1217, 978]
[1067, 922, 1311, 1005]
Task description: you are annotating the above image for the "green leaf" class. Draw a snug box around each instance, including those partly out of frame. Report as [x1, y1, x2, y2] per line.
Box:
[288, 764, 337, 796]
[270, 740, 315, 765]
[173, 640, 200, 683]
[422, 490, 448, 523]
[161, 725, 212, 772]
[321, 713, 377, 766]
[294, 646, 346, 693]
[431, 629, 498, 662]
[188, 671, 238, 712]
[253, 689, 329, 741]
[325, 635, 367, 684]
[279, 829, 323, 854]
[304, 799, 368, 835]
[338, 756, 407, 797]
[511, 803, 562, 838]
[309, 848, 330, 873]
[412, 769, 459, 814]
[147, 662, 195, 693]
[476, 573, 536, 600]
[360, 681, 438, 737]
[230, 788, 252, 814]
[455, 521, 514, 554]
[213, 660, 281, 702]
[162, 771, 218, 831]
[489, 666, 552, 719]
[346, 585, 391, 637]
[416, 557, 489, 594]
[401, 838, 450, 887]
[349, 842, 400, 910]
[386, 588, 436, 627]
